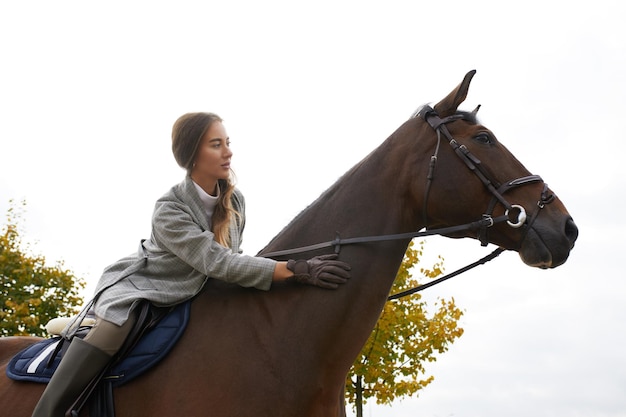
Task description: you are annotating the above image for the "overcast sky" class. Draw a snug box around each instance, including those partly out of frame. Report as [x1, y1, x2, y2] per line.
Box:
[1, 1, 624, 416]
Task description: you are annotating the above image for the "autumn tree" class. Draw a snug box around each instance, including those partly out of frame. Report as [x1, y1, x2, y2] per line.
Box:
[345, 240, 464, 417]
[0, 200, 86, 337]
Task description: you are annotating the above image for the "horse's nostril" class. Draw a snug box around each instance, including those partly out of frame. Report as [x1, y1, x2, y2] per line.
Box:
[565, 217, 579, 246]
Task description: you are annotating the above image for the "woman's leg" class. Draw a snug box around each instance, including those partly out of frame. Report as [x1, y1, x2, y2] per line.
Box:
[31, 314, 137, 417]
[83, 315, 137, 355]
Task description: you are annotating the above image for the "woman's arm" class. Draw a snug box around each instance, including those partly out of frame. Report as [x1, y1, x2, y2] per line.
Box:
[272, 262, 292, 281]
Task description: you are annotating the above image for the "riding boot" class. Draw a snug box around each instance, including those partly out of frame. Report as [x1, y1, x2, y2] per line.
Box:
[31, 337, 112, 417]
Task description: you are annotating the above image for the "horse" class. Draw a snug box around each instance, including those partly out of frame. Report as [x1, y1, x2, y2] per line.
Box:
[0, 70, 578, 416]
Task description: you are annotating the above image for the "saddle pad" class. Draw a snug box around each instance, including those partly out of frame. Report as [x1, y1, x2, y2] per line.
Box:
[6, 301, 190, 387]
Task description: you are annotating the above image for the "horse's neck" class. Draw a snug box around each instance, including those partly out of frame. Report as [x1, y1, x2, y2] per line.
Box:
[263, 133, 427, 335]
[268, 133, 426, 251]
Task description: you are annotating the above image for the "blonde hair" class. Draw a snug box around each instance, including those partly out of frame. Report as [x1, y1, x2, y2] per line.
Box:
[171, 112, 240, 247]
[213, 178, 240, 247]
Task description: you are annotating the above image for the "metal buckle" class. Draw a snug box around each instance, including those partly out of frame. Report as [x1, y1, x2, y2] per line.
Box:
[482, 214, 494, 227]
[505, 204, 527, 228]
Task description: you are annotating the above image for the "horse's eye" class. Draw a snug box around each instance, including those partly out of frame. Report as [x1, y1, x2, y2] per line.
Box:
[473, 132, 494, 145]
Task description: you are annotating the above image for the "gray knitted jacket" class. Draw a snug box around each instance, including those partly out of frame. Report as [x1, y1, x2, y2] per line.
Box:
[92, 176, 276, 326]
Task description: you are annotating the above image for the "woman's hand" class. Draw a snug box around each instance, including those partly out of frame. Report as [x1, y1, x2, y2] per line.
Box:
[286, 254, 351, 289]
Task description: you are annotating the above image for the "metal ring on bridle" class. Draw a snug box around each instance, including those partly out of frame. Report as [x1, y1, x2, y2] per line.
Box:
[506, 204, 527, 228]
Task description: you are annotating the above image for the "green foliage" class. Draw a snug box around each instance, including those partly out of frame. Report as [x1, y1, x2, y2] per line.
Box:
[345, 240, 464, 414]
[0, 200, 85, 337]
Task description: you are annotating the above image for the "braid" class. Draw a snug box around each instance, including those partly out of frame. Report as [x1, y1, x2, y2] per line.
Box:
[212, 178, 241, 247]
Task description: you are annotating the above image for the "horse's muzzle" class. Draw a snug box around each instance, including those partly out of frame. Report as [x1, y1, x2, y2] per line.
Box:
[519, 216, 578, 269]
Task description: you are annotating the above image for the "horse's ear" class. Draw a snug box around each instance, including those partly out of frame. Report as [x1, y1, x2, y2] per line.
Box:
[434, 70, 477, 117]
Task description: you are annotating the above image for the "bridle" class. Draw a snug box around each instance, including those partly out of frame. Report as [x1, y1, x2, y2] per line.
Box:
[262, 107, 556, 298]
[417, 104, 554, 247]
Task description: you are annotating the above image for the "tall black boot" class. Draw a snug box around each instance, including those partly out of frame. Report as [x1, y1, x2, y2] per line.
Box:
[31, 337, 111, 417]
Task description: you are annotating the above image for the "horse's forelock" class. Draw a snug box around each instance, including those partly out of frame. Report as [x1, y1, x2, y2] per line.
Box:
[457, 110, 479, 125]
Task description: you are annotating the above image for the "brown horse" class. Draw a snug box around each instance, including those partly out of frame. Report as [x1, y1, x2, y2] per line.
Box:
[0, 70, 577, 416]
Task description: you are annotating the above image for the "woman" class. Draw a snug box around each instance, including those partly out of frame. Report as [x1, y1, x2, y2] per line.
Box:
[32, 112, 351, 417]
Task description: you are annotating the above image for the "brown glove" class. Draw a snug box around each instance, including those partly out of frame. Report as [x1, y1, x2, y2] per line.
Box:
[286, 254, 351, 290]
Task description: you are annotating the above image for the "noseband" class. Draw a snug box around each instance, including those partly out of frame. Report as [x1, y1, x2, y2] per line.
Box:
[417, 105, 554, 246]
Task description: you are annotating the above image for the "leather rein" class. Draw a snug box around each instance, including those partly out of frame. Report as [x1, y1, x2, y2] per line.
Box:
[262, 107, 555, 299]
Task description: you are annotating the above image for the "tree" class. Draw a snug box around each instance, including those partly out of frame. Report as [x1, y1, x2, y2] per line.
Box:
[0, 200, 86, 337]
[345, 240, 464, 417]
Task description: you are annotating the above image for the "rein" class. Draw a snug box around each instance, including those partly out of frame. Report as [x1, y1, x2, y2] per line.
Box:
[261, 107, 554, 298]
[387, 247, 504, 300]
[261, 217, 508, 259]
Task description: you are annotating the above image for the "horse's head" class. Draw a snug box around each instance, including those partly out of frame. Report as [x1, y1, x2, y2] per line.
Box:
[414, 70, 578, 268]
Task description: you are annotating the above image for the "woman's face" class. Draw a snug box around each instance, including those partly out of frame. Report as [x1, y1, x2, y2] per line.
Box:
[191, 121, 233, 194]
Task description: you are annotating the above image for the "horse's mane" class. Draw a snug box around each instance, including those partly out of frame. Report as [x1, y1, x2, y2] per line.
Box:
[257, 169, 358, 255]
[257, 141, 385, 255]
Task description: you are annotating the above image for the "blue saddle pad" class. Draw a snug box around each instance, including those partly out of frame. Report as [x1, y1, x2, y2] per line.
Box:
[6, 301, 190, 387]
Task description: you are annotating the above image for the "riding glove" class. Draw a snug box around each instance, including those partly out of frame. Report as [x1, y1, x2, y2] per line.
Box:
[287, 254, 351, 289]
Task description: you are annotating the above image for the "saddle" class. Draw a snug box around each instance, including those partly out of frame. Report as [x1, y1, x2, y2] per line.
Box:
[6, 301, 190, 416]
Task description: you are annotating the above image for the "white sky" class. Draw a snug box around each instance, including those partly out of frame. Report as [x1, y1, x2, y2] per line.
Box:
[1, 1, 624, 416]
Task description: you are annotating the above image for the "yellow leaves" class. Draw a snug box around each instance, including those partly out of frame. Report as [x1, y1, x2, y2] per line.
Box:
[420, 254, 445, 279]
[345, 240, 464, 412]
[1, 200, 86, 337]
